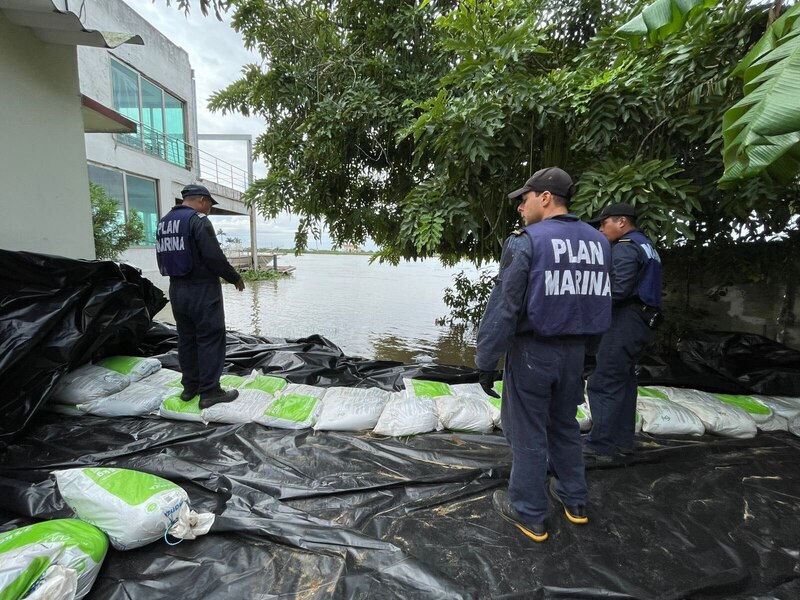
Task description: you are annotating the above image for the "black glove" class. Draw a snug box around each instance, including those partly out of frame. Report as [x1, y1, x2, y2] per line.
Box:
[478, 370, 501, 398]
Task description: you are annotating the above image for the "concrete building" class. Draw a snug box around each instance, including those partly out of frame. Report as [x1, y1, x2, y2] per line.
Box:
[0, 0, 252, 271]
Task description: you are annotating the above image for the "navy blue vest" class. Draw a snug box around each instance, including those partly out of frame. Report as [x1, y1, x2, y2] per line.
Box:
[622, 230, 662, 308]
[523, 216, 612, 336]
[155, 206, 196, 277]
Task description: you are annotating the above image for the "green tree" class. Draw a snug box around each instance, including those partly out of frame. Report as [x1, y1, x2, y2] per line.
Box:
[90, 183, 145, 261]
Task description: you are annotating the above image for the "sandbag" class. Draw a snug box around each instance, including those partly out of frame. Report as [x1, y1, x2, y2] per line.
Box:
[50, 364, 129, 405]
[372, 392, 438, 437]
[451, 383, 500, 427]
[577, 402, 592, 432]
[95, 356, 161, 382]
[53, 467, 214, 551]
[139, 367, 183, 389]
[158, 393, 204, 423]
[240, 372, 289, 395]
[434, 394, 494, 433]
[753, 395, 800, 423]
[314, 387, 392, 431]
[651, 386, 757, 438]
[636, 388, 705, 436]
[0, 519, 108, 600]
[202, 389, 274, 424]
[254, 384, 326, 429]
[711, 393, 774, 427]
[75, 381, 170, 417]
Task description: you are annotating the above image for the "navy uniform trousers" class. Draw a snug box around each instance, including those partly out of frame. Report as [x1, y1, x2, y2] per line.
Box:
[169, 279, 227, 394]
[586, 304, 654, 455]
[502, 335, 588, 525]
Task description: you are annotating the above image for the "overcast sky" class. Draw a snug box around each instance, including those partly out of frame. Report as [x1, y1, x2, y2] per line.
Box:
[122, 0, 340, 249]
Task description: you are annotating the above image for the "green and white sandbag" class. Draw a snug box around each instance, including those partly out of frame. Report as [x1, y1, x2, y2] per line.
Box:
[0, 519, 108, 600]
[254, 383, 326, 429]
[576, 402, 592, 432]
[650, 386, 757, 438]
[76, 381, 170, 417]
[373, 391, 438, 437]
[202, 388, 274, 424]
[159, 393, 205, 422]
[712, 393, 777, 430]
[53, 467, 214, 551]
[95, 356, 161, 382]
[637, 387, 705, 436]
[139, 368, 183, 389]
[314, 386, 392, 431]
[753, 395, 800, 430]
[51, 364, 129, 405]
[241, 371, 288, 395]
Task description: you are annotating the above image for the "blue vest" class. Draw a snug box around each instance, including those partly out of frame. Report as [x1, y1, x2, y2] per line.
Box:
[155, 206, 196, 277]
[622, 230, 662, 308]
[523, 216, 612, 336]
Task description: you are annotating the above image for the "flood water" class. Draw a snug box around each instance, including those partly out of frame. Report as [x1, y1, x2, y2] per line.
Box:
[152, 254, 494, 367]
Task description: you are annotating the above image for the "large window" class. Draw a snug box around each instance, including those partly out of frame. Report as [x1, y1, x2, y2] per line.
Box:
[111, 60, 188, 169]
[89, 164, 159, 246]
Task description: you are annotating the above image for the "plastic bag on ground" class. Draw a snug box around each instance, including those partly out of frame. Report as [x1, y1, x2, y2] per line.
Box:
[75, 381, 170, 417]
[95, 356, 161, 382]
[636, 387, 705, 436]
[254, 383, 326, 429]
[314, 386, 392, 431]
[53, 467, 214, 550]
[650, 386, 757, 438]
[202, 389, 274, 424]
[0, 519, 108, 600]
[50, 364, 130, 405]
[373, 392, 438, 437]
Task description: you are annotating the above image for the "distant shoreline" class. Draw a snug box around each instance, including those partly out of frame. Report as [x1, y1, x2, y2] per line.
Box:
[257, 249, 375, 256]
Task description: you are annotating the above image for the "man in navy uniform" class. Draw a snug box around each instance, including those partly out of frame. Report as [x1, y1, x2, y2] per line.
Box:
[476, 167, 612, 542]
[156, 184, 245, 409]
[584, 203, 662, 460]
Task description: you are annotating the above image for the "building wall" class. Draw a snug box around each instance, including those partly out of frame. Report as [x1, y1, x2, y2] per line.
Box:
[0, 14, 96, 259]
[77, 0, 198, 274]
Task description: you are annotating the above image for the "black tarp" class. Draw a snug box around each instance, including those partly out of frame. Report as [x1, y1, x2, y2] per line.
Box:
[2, 251, 800, 598]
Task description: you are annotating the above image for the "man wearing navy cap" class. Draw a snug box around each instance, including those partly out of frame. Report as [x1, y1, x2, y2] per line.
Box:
[476, 167, 612, 542]
[584, 202, 662, 461]
[156, 183, 245, 409]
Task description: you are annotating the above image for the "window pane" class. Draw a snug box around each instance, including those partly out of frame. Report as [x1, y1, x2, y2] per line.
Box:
[164, 93, 187, 167]
[141, 79, 165, 160]
[125, 174, 158, 246]
[88, 165, 125, 224]
[111, 61, 141, 149]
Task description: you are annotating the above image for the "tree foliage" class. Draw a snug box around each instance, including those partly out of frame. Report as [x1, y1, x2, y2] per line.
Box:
[90, 183, 144, 261]
[208, 0, 797, 273]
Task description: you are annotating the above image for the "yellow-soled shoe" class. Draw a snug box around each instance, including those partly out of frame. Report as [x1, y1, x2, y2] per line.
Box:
[548, 478, 588, 524]
[492, 489, 548, 542]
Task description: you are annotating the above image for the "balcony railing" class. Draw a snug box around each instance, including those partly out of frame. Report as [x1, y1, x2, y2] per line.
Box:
[115, 122, 250, 192]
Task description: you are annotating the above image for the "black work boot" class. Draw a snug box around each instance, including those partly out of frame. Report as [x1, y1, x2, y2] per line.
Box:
[548, 478, 588, 524]
[199, 388, 239, 409]
[179, 388, 198, 401]
[492, 489, 548, 542]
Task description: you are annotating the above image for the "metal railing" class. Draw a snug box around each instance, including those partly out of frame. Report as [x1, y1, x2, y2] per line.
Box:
[115, 122, 250, 192]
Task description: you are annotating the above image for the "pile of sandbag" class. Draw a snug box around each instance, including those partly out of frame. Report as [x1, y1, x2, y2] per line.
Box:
[0, 467, 213, 600]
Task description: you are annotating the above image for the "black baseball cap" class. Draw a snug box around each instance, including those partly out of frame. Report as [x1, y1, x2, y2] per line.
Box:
[589, 202, 636, 224]
[507, 167, 575, 201]
[181, 184, 218, 205]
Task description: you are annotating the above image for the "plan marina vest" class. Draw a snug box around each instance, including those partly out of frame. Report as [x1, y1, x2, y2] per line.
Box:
[621, 230, 662, 308]
[523, 216, 612, 337]
[155, 206, 196, 277]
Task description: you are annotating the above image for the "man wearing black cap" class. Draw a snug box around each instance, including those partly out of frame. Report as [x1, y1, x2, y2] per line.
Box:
[156, 184, 245, 409]
[476, 167, 612, 542]
[584, 203, 662, 461]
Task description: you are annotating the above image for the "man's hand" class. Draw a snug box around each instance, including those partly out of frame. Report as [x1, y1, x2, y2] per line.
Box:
[478, 370, 501, 398]
[234, 278, 245, 292]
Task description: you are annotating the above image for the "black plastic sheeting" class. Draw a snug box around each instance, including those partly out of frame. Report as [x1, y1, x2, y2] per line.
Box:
[0, 250, 167, 449]
[2, 251, 800, 598]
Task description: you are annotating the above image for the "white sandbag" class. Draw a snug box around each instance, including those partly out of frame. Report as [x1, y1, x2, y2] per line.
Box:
[451, 383, 501, 427]
[711, 393, 774, 426]
[373, 392, 438, 436]
[651, 386, 757, 438]
[759, 413, 789, 432]
[314, 386, 392, 431]
[434, 394, 494, 433]
[0, 519, 108, 600]
[254, 383, 326, 429]
[54, 467, 214, 551]
[218, 374, 248, 389]
[159, 393, 205, 422]
[202, 388, 274, 424]
[789, 414, 800, 437]
[76, 381, 170, 417]
[241, 371, 288, 395]
[51, 364, 130, 405]
[95, 356, 161, 382]
[636, 389, 705, 436]
[753, 395, 800, 423]
[139, 368, 183, 389]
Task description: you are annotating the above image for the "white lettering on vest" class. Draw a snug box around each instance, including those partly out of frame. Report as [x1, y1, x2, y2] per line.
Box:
[544, 270, 611, 296]
[551, 238, 604, 265]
